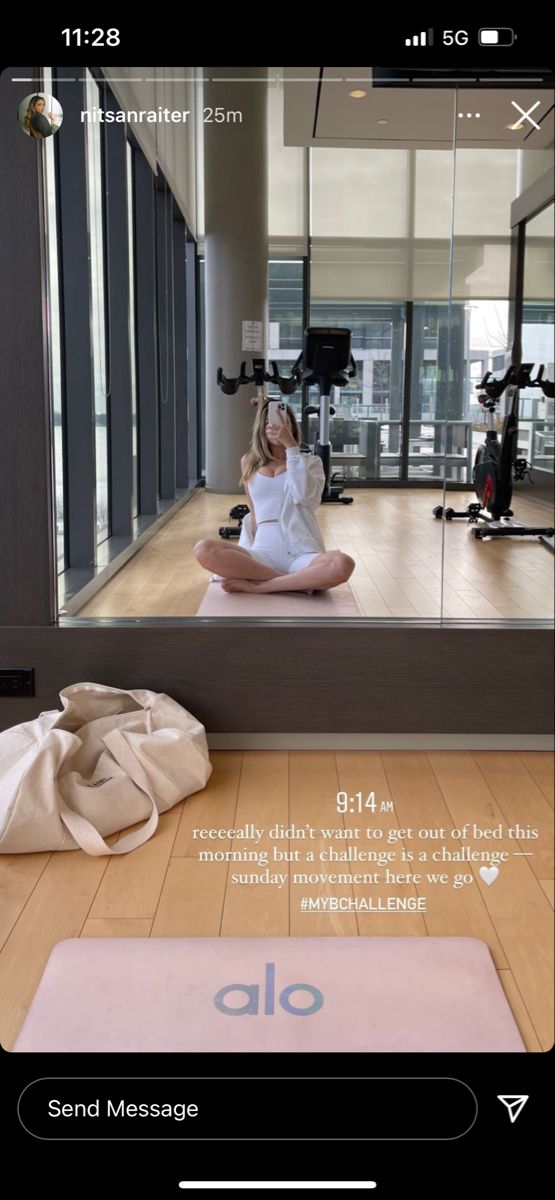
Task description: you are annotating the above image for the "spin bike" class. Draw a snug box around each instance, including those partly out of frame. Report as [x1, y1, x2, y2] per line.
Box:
[292, 327, 357, 504]
[433, 363, 555, 543]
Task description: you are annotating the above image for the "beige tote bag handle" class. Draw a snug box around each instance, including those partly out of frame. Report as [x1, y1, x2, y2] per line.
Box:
[57, 794, 159, 856]
[58, 728, 161, 856]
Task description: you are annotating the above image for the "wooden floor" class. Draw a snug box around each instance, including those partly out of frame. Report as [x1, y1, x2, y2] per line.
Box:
[1, 750, 552, 1051]
[76, 489, 555, 620]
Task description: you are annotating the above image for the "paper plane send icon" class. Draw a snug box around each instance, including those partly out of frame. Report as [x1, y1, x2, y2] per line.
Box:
[497, 1095, 529, 1123]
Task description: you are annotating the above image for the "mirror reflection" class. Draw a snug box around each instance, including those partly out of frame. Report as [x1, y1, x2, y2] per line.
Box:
[44, 68, 552, 623]
[440, 89, 554, 620]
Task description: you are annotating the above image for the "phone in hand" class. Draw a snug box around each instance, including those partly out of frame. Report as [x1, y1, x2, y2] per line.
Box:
[267, 400, 287, 425]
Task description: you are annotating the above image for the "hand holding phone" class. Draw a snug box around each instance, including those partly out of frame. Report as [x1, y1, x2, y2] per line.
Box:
[267, 400, 286, 425]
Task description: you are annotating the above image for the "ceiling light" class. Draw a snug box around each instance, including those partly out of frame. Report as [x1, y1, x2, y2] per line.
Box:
[377, 119, 388, 125]
[349, 89, 366, 99]
[507, 121, 524, 129]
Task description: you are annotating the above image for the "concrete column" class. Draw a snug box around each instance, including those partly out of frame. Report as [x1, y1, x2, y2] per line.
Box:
[204, 67, 268, 492]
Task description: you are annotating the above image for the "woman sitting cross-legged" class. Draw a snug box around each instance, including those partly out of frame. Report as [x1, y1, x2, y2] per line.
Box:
[194, 400, 355, 594]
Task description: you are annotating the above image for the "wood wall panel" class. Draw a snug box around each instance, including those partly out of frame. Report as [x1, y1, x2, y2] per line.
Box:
[0, 625, 552, 733]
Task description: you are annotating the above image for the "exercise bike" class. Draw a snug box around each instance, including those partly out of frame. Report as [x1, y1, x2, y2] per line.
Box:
[433, 363, 555, 543]
[292, 327, 357, 504]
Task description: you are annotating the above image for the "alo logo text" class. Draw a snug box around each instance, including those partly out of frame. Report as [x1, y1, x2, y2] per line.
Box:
[214, 962, 324, 1016]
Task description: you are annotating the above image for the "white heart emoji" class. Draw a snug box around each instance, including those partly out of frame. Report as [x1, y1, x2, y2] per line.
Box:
[480, 866, 499, 886]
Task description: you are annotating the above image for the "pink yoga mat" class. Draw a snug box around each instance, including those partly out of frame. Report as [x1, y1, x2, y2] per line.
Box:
[196, 582, 361, 617]
[13, 937, 525, 1053]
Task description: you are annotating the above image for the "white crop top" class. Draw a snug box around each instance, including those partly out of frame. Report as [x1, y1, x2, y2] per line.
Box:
[247, 470, 287, 523]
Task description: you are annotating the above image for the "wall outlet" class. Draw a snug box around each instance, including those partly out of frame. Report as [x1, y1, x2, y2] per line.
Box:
[0, 668, 35, 696]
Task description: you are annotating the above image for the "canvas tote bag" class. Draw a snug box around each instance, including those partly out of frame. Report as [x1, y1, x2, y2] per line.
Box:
[0, 683, 212, 856]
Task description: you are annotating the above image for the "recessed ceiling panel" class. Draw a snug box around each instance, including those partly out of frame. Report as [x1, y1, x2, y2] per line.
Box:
[283, 67, 554, 150]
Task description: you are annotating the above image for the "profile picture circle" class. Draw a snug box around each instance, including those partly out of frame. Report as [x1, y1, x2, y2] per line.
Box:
[18, 93, 63, 139]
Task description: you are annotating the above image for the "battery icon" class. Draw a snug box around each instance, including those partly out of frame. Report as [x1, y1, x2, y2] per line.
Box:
[479, 27, 515, 45]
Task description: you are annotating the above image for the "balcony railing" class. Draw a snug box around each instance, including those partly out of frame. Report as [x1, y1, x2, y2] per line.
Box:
[306, 418, 474, 482]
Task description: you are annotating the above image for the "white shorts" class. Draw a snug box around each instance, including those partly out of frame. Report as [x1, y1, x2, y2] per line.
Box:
[249, 523, 321, 574]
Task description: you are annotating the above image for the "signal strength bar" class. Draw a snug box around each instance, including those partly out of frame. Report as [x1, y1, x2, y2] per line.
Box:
[405, 29, 433, 46]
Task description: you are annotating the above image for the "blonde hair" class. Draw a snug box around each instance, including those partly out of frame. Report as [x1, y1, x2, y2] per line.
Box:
[240, 400, 300, 484]
[23, 95, 44, 136]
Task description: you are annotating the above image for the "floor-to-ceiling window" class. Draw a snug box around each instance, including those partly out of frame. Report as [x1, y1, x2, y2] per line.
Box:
[43, 66, 65, 571]
[267, 259, 304, 418]
[308, 300, 406, 480]
[409, 303, 471, 482]
[126, 141, 139, 517]
[521, 203, 554, 475]
[41, 67, 200, 612]
[264, 276, 517, 486]
[521, 300, 555, 472]
[85, 70, 110, 544]
[199, 257, 206, 476]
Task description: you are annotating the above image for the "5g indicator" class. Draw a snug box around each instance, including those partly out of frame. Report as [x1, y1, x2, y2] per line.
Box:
[443, 30, 469, 45]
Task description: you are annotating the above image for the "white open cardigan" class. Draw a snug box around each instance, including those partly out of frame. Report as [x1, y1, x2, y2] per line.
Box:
[238, 447, 326, 557]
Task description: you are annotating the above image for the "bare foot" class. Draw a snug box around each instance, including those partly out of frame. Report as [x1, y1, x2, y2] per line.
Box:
[220, 578, 261, 593]
[221, 578, 317, 595]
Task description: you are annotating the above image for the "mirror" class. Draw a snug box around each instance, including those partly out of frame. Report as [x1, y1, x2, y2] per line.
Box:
[440, 87, 554, 620]
[44, 67, 552, 626]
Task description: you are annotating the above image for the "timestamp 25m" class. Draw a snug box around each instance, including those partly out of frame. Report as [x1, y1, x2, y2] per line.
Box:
[204, 107, 243, 124]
